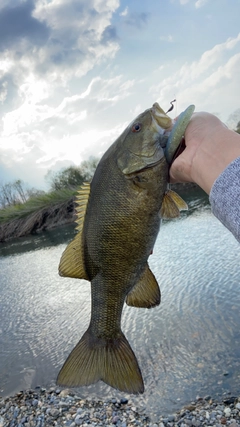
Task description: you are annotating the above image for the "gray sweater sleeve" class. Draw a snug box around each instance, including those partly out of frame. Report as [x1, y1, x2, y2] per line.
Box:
[209, 156, 240, 242]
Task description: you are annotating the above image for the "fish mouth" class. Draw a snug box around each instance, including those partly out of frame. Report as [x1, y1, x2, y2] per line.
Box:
[151, 102, 174, 132]
[152, 103, 195, 164]
[151, 102, 175, 154]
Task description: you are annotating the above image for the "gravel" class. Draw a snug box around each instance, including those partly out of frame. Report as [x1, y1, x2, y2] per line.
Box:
[0, 387, 240, 427]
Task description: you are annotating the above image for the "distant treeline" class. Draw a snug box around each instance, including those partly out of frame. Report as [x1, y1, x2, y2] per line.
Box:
[0, 157, 99, 210]
[45, 156, 99, 192]
[0, 180, 45, 209]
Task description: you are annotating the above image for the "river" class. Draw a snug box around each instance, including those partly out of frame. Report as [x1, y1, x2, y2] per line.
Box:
[0, 188, 239, 417]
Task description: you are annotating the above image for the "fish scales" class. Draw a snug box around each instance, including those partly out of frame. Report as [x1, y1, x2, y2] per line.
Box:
[57, 102, 194, 394]
[84, 154, 168, 333]
[84, 153, 168, 277]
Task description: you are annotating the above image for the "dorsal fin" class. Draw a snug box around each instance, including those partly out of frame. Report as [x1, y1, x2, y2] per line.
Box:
[58, 182, 90, 280]
[160, 189, 188, 219]
[126, 264, 160, 308]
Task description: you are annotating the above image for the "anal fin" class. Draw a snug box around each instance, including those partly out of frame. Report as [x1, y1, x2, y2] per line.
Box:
[126, 264, 160, 308]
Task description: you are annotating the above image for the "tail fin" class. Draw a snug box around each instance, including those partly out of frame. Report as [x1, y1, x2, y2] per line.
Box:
[57, 328, 144, 394]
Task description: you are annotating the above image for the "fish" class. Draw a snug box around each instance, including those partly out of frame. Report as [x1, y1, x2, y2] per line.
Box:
[57, 102, 194, 394]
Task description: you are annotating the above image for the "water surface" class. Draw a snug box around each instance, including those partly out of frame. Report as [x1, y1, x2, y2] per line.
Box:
[0, 193, 239, 416]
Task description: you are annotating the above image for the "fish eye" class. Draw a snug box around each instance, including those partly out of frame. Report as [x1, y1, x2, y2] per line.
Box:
[131, 122, 142, 133]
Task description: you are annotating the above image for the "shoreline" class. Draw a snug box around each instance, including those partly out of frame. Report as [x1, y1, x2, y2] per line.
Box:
[0, 183, 204, 243]
[0, 198, 74, 243]
[0, 387, 240, 426]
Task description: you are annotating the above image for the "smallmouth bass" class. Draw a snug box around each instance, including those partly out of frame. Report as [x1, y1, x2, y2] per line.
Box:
[57, 103, 194, 394]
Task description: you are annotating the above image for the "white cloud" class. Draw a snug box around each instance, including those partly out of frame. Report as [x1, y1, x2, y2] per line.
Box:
[150, 33, 240, 121]
[0, 70, 136, 189]
[195, 0, 208, 8]
[36, 123, 125, 167]
[0, 0, 239, 190]
[0, 0, 122, 188]
[120, 6, 128, 16]
[178, 0, 208, 6]
[0, 0, 120, 107]
[0, 81, 8, 103]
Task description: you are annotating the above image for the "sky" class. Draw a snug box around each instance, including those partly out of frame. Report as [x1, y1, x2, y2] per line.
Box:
[0, 0, 240, 190]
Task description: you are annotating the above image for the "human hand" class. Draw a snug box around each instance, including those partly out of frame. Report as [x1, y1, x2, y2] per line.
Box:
[169, 112, 240, 194]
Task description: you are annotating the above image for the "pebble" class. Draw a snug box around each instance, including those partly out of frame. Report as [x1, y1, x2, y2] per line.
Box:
[224, 407, 232, 417]
[0, 388, 240, 426]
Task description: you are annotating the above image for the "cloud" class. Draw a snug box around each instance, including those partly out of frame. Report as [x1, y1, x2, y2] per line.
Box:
[178, 0, 209, 6]
[0, 0, 122, 188]
[0, 80, 8, 104]
[101, 25, 119, 44]
[0, 0, 121, 133]
[0, 0, 120, 86]
[0, 0, 50, 51]
[0, 71, 135, 188]
[150, 33, 240, 121]
[120, 7, 128, 17]
[195, 0, 208, 8]
[0, 1, 239, 191]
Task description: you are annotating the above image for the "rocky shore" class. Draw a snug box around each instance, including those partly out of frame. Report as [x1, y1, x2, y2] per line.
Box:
[0, 387, 240, 427]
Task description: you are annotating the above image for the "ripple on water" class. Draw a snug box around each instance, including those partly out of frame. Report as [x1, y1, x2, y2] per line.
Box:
[0, 210, 240, 415]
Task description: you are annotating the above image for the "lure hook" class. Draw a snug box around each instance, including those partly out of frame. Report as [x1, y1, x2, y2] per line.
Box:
[166, 99, 176, 114]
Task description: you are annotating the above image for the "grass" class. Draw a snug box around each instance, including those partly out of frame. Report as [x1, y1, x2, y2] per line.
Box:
[0, 187, 77, 224]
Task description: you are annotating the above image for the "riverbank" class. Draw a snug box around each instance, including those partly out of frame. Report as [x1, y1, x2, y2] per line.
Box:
[0, 183, 205, 243]
[0, 387, 240, 427]
[0, 198, 74, 242]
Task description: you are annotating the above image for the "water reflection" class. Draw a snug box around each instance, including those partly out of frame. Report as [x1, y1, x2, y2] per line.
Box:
[0, 223, 75, 257]
[0, 189, 239, 416]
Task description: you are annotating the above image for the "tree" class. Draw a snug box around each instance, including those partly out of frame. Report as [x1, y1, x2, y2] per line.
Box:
[26, 188, 45, 198]
[46, 157, 99, 191]
[13, 180, 27, 203]
[0, 180, 43, 208]
[80, 156, 99, 181]
[46, 166, 86, 191]
[0, 183, 16, 207]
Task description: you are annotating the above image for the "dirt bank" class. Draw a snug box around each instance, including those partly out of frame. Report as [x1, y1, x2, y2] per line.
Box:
[0, 183, 202, 243]
[0, 197, 75, 242]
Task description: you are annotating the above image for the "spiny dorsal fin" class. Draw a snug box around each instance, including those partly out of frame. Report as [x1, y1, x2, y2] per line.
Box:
[160, 189, 188, 219]
[58, 182, 90, 280]
[74, 182, 91, 232]
[126, 264, 160, 308]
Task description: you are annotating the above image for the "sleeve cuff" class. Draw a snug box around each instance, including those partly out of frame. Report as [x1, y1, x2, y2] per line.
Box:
[209, 156, 240, 242]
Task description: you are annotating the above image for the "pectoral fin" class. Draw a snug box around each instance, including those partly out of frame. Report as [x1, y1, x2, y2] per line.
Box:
[160, 189, 188, 219]
[58, 183, 90, 280]
[126, 264, 160, 308]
